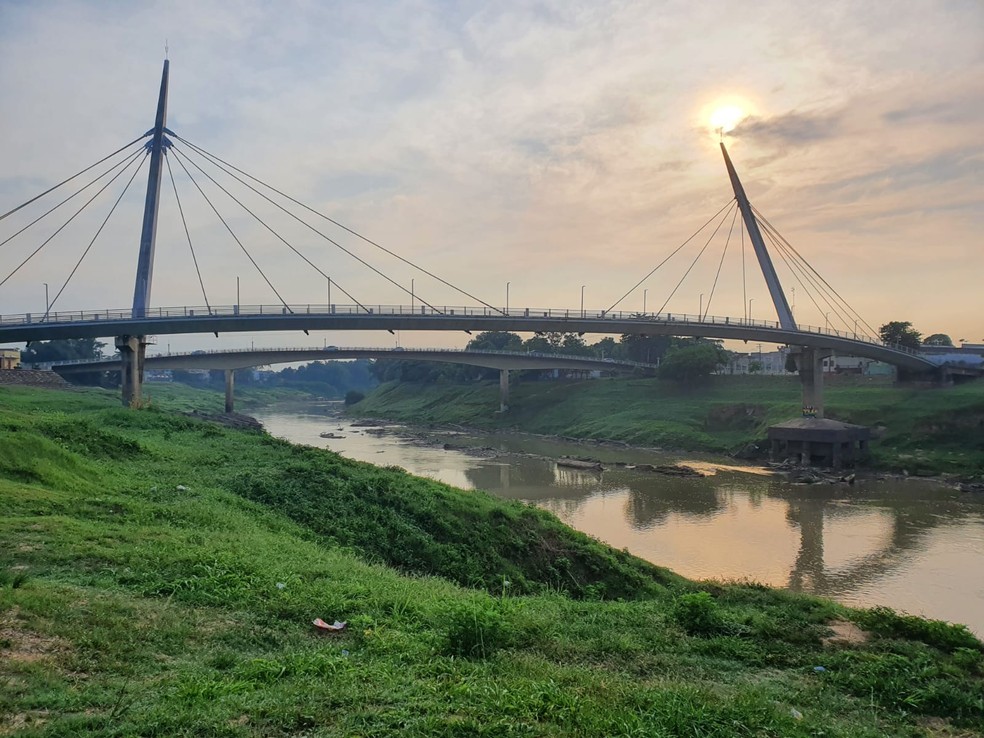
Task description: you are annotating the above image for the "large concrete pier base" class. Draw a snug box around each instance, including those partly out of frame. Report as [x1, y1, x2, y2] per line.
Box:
[224, 369, 235, 413]
[115, 335, 146, 407]
[793, 346, 829, 418]
[499, 368, 509, 412]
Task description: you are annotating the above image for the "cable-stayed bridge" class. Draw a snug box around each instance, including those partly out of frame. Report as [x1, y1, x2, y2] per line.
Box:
[0, 60, 959, 414]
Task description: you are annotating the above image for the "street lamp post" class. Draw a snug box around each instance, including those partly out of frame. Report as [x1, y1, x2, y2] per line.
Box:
[748, 298, 754, 322]
[580, 285, 585, 317]
[506, 282, 510, 313]
[43, 283, 49, 314]
[853, 319, 858, 339]
[236, 276, 240, 308]
[327, 278, 331, 310]
[824, 312, 830, 332]
[643, 288, 648, 315]
[411, 278, 414, 313]
[699, 293, 704, 321]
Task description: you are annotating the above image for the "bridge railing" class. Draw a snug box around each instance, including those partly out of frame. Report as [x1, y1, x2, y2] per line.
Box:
[1, 303, 921, 357]
[44, 346, 655, 369]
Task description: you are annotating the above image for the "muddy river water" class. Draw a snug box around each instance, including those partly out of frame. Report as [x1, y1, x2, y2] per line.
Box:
[254, 403, 984, 635]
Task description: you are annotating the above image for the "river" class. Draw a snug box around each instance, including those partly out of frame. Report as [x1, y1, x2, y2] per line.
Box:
[254, 402, 984, 635]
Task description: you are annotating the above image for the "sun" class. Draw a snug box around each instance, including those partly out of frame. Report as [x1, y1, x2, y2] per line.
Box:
[709, 104, 746, 134]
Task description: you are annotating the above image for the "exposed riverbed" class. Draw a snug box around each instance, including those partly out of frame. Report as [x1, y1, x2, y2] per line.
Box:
[254, 402, 984, 635]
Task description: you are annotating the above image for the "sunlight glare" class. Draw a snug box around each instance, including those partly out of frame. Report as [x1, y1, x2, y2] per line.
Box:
[709, 104, 746, 134]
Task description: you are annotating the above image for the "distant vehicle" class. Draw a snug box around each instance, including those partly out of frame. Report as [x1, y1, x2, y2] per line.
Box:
[392, 347, 405, 351]
[324, 346, 338, 351]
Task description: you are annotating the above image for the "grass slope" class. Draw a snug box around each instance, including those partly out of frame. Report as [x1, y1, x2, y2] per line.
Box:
[352, 376, 984, 474]
[1, 384, 982, 736]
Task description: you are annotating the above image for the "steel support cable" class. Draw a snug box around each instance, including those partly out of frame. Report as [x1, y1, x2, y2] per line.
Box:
[170, 146, 368, 313]
[172, 146, 384, 314]
[741, 216, 747, 320]
[44, 153, 148, 319]
[656, 201, 737, 316]
[170, 149, 293, 312]
[701, 205, 739, 321]
[767, 228, 865, 338]
[759, 225, 829, 329]
[1, 145, 146, 252]
[165, 153, 212, 315]
[0, 149, 147, 289]
[174, 135, 497, 315]
[605, 198, 736, 315]
[757, 215, 864, 337]
[752, 205, 878, 339]
[755, 212, 857, 332]
[759, 221, 857, 335]
[0, 134, 149, 222]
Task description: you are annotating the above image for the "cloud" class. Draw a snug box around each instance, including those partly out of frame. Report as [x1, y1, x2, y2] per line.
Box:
[0, 0, 982, 350]
[731, 110, 843, 145]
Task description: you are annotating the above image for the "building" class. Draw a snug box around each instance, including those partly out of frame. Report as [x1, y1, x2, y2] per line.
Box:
[0, 348, 20, 370]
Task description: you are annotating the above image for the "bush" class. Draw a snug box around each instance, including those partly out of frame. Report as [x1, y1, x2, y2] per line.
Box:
[443, 599, 514, 659]
[855, 606, 982, 653]
[344, 390, 365, 406]
[672, 592, 726, 636]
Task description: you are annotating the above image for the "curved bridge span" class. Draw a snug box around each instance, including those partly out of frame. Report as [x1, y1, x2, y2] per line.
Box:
[51, 346, 651, 414]
[51, 346, 654, 374]
[2, 303, 934, 371]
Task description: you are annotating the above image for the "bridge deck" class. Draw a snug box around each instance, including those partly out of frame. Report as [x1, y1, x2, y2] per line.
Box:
[2, 303, 935, 371]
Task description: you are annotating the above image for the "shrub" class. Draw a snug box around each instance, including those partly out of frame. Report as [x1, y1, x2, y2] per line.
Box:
[672, 592, 726, 636]
[443, 599, 514, 659]
[344, 390, 365, 405]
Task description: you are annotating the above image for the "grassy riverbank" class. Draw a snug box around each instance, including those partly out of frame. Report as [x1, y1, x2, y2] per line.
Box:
[351, 375, 984, 476]
[2, 384, 983, 736]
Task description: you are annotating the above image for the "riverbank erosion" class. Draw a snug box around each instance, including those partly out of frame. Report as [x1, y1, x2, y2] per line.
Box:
[2, 385, 982, 736]
[351, 375, 984, 476]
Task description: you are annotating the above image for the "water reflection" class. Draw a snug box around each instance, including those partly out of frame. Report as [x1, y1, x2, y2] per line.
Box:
[254, 407, 984, 634]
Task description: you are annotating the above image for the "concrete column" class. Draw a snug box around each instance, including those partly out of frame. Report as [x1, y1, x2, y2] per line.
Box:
[115, 335, 145, 408]
[499, 368, 509, 412]
[795, 347, 826, 419]
[224, 369, 235, 413]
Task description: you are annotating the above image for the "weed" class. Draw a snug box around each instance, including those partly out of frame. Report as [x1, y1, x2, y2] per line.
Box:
[443, 598, 515, 659]
[672, 592, 727, 636]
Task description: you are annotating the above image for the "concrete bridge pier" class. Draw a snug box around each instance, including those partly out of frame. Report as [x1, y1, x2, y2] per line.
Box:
[115, 335, 146, 407]
[499, 369, 509, 412]
[224, 369, 235, 413]
[793, 346, 830, 418]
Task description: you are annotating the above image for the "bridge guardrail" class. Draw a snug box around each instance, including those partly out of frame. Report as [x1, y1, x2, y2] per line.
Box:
[44, 346, 656, 369]
[1, 303, 921, 357]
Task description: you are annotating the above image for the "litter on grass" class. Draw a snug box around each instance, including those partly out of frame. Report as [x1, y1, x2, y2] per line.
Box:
[313, 618, 347, 632]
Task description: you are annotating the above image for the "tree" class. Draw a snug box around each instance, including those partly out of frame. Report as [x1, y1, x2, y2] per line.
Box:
[21, 338, 105, 364]
[619, 334, 672, 364]
[466, 331, 522, 352]
[21, 338, 108, 386]
[658, 344, 725, 385]
[878, 321, 922, 350]
[590, 337, 621, 359]
[923, 333, 953, 347]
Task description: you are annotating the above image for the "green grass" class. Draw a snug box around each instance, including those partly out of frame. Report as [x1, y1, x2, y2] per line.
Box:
[352, 375, 984, 475]
[1, 384, 982, 736]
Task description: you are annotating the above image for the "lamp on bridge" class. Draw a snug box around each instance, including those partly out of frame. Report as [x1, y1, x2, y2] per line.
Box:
[43, 283, 49, 314]
[580, 285, 585, 318]
[748, 298, 754, 322]
[643, 288, 648, 315]
[506, 282, 510, 312]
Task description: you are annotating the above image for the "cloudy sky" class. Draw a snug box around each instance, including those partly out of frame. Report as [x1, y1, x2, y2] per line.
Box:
[0, 0, 981, 353]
